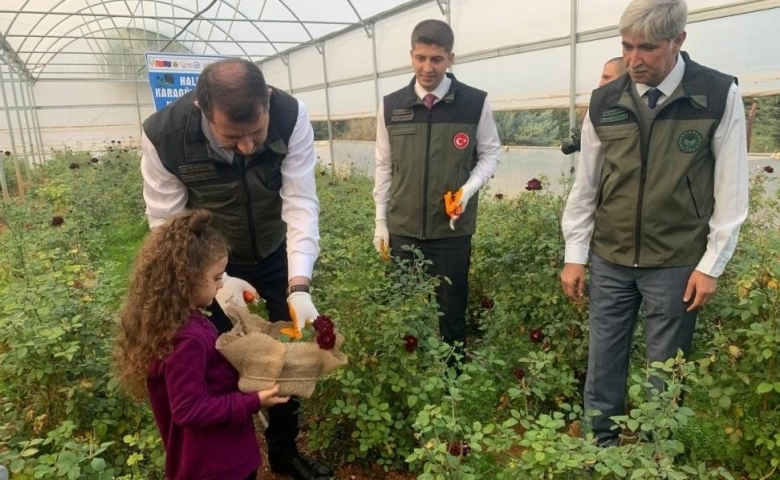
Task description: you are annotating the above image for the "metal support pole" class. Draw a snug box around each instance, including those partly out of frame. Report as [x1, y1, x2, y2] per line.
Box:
[134, 75, 144, 139]
[370, 23, 379, 113]
[28, 83, 46, 164]
[567, 0, 578, 175]
[8, 67, 29, 190]
[0, 63, 18, 158]
[317, 42, 335, 174]
[18, 72, 39, 168]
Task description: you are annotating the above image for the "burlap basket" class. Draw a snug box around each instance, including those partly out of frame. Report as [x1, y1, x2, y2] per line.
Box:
[216, 306, 348, 398]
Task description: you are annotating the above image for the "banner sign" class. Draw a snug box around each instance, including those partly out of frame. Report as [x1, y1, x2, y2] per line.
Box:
[145, 53, 224, 110]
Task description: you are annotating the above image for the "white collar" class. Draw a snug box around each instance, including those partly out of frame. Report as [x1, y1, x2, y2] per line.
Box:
[414, 75, 452, 103]
[636, 52, 685, 98]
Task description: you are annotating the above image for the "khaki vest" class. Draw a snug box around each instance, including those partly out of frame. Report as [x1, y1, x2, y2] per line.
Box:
[384, 74, 486, 239]
[142, 89, 298, 265]
[588, 52, 735, 267]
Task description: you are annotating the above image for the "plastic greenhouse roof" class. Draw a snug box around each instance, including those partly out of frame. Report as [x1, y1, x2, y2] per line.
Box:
[0, 0, 419, 82]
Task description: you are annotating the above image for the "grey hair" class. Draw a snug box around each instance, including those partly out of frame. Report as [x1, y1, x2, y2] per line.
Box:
[619, 0, 687, 44]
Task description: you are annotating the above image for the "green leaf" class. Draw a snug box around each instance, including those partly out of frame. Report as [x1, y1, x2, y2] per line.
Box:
[757, 382, 774, 394]
[718, 395, 732, 410]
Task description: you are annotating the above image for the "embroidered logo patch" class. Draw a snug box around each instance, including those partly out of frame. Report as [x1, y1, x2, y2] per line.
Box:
[600, 108, 629, 124]
[453, 132, 470, 150]
[391, 108, 414, 122]
[677, 130, 703, 153]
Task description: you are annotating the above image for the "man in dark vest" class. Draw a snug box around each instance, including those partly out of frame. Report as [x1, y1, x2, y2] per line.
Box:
[372, 19, 501, 361]
[141, 58, 332, 479]
[560, 0, 748, 447]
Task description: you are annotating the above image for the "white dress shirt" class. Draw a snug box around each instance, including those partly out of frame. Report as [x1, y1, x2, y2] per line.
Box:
[562, 54, 748, 277]
[141, 100, 320, 280]
[373, 75, 501, 220]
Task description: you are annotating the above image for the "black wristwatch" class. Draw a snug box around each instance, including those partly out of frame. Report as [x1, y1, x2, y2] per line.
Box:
[286, 284, 310, 296]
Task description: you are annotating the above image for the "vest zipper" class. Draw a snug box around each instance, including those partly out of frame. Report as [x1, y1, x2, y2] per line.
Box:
[235, 156, 261, 263]
[634, 101, 664, 267]
[422, 108, 433, 239]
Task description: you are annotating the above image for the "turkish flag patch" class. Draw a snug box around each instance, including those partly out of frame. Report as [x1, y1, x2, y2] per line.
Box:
[453, 132, 470, 149]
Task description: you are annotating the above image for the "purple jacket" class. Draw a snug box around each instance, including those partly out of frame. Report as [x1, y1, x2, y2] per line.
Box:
[147, 311, 262, 480]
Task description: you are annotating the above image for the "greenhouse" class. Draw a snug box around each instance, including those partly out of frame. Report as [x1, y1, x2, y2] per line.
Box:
[1, 0, 779, 478]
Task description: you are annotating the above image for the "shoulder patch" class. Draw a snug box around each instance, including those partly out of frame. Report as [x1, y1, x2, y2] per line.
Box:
[391, 108, 414, 122]
[600, 108, 629, 124]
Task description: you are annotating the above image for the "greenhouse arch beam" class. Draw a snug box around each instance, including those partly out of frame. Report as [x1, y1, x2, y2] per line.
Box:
[0, 32, 35, 83]
[29, 20, 223, 78]
[22, 1, 252, 68]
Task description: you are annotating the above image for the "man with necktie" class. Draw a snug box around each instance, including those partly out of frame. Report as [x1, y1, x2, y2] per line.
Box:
[140, 57, 332, 479]
[560, 0, 748, 447]
[372, 19, 500, 363]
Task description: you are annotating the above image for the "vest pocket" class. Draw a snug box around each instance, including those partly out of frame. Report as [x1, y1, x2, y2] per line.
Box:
[389, 125, 418, 136]
[189, 181, 244, 209]
[597, 124, 636, 141]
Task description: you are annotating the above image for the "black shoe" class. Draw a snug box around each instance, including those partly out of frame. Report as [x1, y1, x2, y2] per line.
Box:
[270, 454, 333, 480]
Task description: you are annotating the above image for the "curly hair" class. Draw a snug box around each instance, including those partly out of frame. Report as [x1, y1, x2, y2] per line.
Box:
[113, 209, 229, 400]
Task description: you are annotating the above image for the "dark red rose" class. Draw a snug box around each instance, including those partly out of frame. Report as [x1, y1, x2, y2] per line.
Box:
[403, 334, 419, 353]
[69, 162, 79, 170]
[530, 328, 544, 343]
[90, 157, 99, 163]
[494, 192, 504, 200]
[51, 215, 64, 227]
[110, 140, 116, 144]
[312, 314, 334, 334]
[448, 441, 471, 457]
[316, 331, 336, 350]
[513, 368, 525, 380]
[480, 296, 495, 310]
[764, 165, 775, 174]
[525, 178, 543, 191]
[4, 151, 10, 156]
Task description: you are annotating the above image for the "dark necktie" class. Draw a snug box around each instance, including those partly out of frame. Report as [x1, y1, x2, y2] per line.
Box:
[645, 88, 662, 109]
[423, 93, 436, 110]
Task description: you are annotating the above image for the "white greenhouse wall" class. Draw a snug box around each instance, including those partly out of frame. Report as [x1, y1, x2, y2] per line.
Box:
[1, 0, 780, 155]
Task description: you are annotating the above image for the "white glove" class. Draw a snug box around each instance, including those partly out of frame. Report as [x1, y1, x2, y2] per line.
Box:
[372, 219, 390, 255]
[450, 183, 478, 230]
[215, 273, 259, 310]
[287, 291, 319, 330]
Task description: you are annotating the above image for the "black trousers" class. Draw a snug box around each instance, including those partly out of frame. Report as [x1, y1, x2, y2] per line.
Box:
[390, 234, 472, 346]
[207, 242, 301, 459]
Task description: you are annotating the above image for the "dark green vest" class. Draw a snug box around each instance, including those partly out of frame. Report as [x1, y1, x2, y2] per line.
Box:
[384, 74, 486, 239]
[142, 88, 298, 265]
[588, 52, 735, 267]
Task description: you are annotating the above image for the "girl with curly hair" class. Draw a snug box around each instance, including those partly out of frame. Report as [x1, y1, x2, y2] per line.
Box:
[114, 209, 289, 480]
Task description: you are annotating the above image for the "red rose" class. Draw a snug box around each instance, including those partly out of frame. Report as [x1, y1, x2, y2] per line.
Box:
[525, 178, 543, 191]
[316, 331, 336, 350]
[530, 328, 544, 343]
[51, 215, 64, 227]
[403, 334, 419, 353]
[312, 314, 334, 334]
[448, 441, 471, 456]
[480, 296, 495, 310]
[764, 165, 775, 174]
[513, 368, 525, 380]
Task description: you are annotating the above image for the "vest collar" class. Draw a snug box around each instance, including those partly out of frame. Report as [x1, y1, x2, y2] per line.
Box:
[608, 52, 711, 117]
[396, 73, 460, 109]
[182, 89, 289, 163]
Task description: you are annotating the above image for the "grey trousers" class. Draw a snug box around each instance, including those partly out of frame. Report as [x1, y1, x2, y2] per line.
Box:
[585, 253, 698, 445]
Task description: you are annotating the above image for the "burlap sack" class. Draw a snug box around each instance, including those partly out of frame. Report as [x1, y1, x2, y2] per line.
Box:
[216, 306, 348, 398]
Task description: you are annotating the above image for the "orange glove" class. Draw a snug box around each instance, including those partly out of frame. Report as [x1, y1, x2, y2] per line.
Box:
[444, 189, 465, 230]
